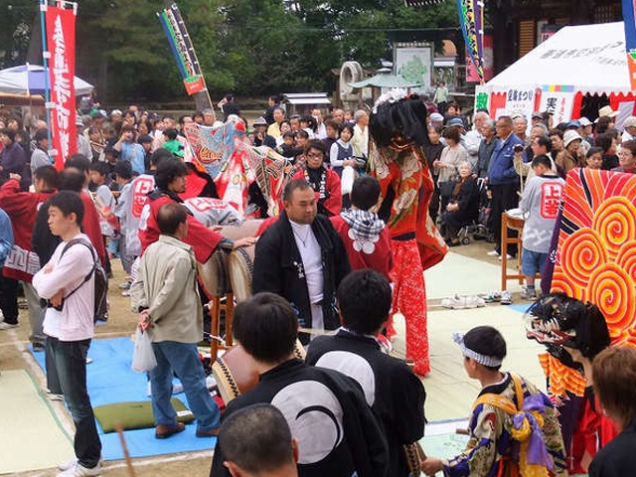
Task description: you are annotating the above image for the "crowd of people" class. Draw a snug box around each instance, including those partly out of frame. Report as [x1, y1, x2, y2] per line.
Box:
[0, 91, 635, 477]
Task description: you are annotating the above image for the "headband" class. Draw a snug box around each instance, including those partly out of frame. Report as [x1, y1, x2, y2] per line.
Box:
[452, 332, 503, 367]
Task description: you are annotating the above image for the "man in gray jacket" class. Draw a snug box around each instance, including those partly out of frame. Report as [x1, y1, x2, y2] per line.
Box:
[131, 202, 220, 439]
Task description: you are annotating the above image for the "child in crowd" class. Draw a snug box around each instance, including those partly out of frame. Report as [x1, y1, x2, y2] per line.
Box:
[89, 161, 117, 277]
[329, 124, 355, 177]
[422, 326, 567, 477]
[519, 155, 565, 299]
[161, 128, 184, 158]
[585, 147, 603, 170]
[322, 119, 339, 160]
[113, 161, 135, 289]
[276, 131, 301, 159]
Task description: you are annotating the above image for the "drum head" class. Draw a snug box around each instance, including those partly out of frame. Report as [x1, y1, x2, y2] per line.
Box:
[198, 249, 230, 297]
[228, 245, 256, 303]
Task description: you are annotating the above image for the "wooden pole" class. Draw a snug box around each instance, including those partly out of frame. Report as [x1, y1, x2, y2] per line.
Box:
[115, 422, 137, 477]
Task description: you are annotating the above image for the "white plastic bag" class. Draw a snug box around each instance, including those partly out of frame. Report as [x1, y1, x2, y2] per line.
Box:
[341, 165, 356, 195]
[131, 328, 157, 373]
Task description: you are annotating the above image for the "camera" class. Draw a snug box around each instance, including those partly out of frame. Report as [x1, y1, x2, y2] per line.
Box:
[513, 144, 524, 153]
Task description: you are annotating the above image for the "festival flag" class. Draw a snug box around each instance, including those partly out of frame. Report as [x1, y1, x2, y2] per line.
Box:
[457, 0, 485, 83]
[45, 3, 77, 168]
[622, 0, 636, 92]
[158, 3, 206, 96]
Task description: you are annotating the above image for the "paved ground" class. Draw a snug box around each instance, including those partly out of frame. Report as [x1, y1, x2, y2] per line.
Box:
[0, 238, 543, 476]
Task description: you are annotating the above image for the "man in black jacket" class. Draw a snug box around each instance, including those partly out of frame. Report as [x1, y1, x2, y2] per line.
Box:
[252, 180, 350, 342]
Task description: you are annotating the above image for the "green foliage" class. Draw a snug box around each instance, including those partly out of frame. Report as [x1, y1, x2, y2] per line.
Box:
[1, 0, 460, 102]
[0, 1, 36, 69]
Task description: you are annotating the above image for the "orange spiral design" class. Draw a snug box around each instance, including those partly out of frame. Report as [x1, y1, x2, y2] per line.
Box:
[616, 240, 636, 283]
[592, 197, 636, 259]
[588, 263, 636, 340]
[550, 270, 584, 300]
[560, 229, 608, 287]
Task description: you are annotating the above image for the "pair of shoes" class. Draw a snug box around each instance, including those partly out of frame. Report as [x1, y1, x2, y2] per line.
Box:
[498, 254, 514, 261]
[486, 250, 499, 257]
[441, 294, 486, 309]
[500, 291, 513, 305]
[155, 422, 186, 439]
[32, 342, 45, 352]
[0, 322, 18, 330]
[520, 288, 537, 300]
[196, 427, 220, 438]
[481, 291, 502, 303]
[58, 457, 104, 472]
[57, 461, 102, 476]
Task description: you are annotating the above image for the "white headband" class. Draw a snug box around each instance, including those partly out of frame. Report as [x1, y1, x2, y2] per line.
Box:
[452, 332, 503, 368]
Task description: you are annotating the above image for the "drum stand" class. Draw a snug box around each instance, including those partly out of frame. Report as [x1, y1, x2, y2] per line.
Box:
[210, 294, 234, 361]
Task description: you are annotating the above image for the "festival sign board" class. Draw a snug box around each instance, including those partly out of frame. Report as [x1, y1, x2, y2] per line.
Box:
[45, 4, 77, 167]
[539, 85, 575, 125]
[394, 43, 433, 91]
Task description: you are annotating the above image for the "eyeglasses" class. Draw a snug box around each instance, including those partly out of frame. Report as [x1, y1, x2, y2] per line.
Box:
[306, 152, 324, 158]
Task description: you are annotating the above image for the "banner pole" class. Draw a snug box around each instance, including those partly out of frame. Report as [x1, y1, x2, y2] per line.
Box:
[40, 0, 54, 162]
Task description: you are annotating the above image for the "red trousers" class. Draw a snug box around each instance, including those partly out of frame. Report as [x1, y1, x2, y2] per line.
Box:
[387, 239, 430, 376]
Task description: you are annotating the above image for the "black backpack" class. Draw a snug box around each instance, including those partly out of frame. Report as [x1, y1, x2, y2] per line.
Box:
[61, 239, 109, 323]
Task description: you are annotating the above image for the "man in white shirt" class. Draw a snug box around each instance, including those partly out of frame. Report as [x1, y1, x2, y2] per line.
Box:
[32, 191, 102, 477]
[351, 110, 370, 159]
[464, 110, 489, 169]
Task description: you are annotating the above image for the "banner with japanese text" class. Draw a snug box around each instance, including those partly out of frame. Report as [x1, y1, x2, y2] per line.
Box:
[539, 85, 575, 125]
[622, 0, 636, 92]
[45, 5, 77, 168]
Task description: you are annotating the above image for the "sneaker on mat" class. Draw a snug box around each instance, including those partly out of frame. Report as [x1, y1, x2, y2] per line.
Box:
[0, 321, 18, 330]
[481, 291, 502, 303]
[500, 291, 513, 305]
[57, 461, 102, 476]
[498, 254, 513, 261]
[441, 295, 486, 310]
[486, 250, 499, 257]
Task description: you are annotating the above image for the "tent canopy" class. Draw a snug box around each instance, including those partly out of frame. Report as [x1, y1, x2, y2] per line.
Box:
[0, 64, 93, 96]
[485, 22, 629, 96]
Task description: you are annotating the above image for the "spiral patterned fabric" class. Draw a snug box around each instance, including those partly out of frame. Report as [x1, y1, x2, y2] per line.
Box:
[545, 168, 636, 396]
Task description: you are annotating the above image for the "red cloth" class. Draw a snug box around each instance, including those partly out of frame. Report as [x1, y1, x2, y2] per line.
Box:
[139, 194, 223, 263]
[329, 215, 393, 281]
[256, 216, 279, 236]
[386, 239, 429, 376]
[80, 192, 107, 266]
[180, 171, 209, 200]
[0, 180, 55, 282]
[292, 168, 342, 216]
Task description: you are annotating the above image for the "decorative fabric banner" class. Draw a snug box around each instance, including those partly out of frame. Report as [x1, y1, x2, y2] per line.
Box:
[622, 0, 636, 92]
[45, 4, 77, 168]
[538, 85, 575, 125]
[158, 3, 205, 96]
[457, 0, 484, 82]
[504, 87, 535, 119]
[184, 122, 293, 217]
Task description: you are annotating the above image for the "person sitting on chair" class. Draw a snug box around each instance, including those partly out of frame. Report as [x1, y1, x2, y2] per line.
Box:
[441, 161, 479, 247]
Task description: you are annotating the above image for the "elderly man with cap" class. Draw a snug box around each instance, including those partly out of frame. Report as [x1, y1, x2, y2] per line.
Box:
[30, 129, 51, 175]
[421, 325, 567, 477]
[512, 114, 530, 146]
[464, 111, 488, 170]
[531, 111, 544, 127]
[621, 116, 636, 143]
[251, 116, 277, 149]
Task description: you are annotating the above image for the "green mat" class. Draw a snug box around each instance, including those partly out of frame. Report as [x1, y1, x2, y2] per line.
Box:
[93, 398, 195, 433]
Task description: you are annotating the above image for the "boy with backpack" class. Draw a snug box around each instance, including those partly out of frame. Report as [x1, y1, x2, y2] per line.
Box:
[421, 326, 567, 477]
[32, 191, 103, 477]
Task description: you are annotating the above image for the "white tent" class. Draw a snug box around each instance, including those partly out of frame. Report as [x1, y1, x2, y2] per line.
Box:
[0, 64, 94, 96]
[484, 22, 629, 95]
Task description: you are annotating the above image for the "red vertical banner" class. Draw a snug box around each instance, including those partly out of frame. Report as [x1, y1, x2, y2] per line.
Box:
[45, 5, 77, 169]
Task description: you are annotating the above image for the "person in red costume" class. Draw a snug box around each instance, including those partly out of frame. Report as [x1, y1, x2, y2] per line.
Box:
[368, 92, 448, 376]
[139, 157, 255, 263]
[292, 139, 342, 217]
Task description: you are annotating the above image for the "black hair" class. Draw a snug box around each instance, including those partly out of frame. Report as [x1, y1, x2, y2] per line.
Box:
[89, 161, 110, 176]
[64, 154, 91, 173]
[595, 116, 613, 134]
[463, 326, 507, 371]
[156, 202, 187, 235]
[304, 138, 326, 156]
[232, 292, 298, 363]
[350, 176, 380, 211]
[48, 190, 84, 227]
[337, 270, 391, 334]
[622, 139, 636, 156]
[595, 133, 614, 154]
[586, 146, 603, 159]
[113, 161, 133, 180]
[163, 128, 178, 141]
[178, 115, 190, 125]
[219, 404, 294, 474]
[192, 111, 204, 121]
[57, 169, 86, 192]
[295, 129, 309, 140]
[442, 126, 461, 143]
[282, 131, 295, 140]
[300, 115, 316, 130]
[369, 97, 429, 147]
[531, 154, 552, 169]
[535, 135, 552, 152]
[0, 128, 16, 142]
[340, 123, 355, 138]
[155, 157, 188, 191]
[548, 128, 564, 139]
[283, 179, 312, 202]
[150, 148, 174, 168]
[34, 166, 58, 189]
[35, 128, 49, 142]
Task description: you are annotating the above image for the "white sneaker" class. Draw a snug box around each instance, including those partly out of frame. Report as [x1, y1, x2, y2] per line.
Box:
[57, 461, 102, 476]
[0, 321, 18, 330]
[48, 392, 64, 401]
[486, 250, 499, 257]
[441, 294, 486, 310]
[498, 254, 513, 261]
[58, 457, 103, 472]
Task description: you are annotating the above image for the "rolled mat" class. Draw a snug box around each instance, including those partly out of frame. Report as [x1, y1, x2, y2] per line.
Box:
[94, 398, 194, 433]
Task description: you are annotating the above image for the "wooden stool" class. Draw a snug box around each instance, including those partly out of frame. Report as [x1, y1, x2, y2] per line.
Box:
[501, 212, 525, 291]
[209, 293, 234, 362]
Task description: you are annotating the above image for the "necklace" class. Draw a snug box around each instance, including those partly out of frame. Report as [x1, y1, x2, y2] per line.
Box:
[293, 227, 311, 247]
[304, 167, 327, 199]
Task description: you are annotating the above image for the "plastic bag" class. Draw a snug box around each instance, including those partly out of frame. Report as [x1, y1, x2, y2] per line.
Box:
[341, 165, 356, 195]
[131, 327, 157, 373]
